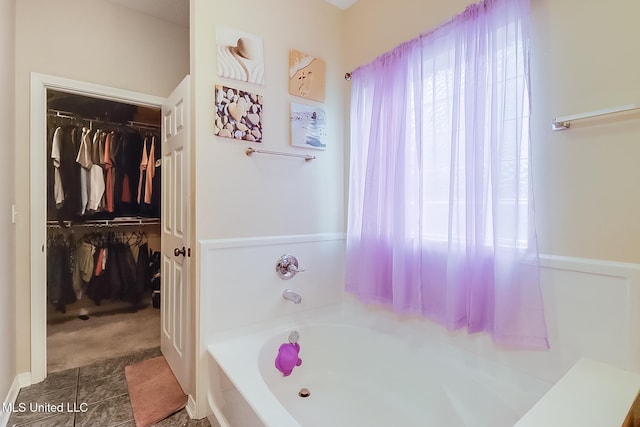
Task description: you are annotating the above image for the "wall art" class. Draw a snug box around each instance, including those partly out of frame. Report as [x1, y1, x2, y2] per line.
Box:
[289, 49, 326, 102]
[290, 102, 326, 150]
[216, 27, 265, 85]
[215, 85, 263, 142]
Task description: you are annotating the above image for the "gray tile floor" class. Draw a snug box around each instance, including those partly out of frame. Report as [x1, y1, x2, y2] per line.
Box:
[8, 348, 211, 427]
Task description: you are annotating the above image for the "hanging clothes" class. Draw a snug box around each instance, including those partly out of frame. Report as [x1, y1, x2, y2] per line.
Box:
[51, 126, 64, 209]
[137, 137, 149, 207]
[86, 244, 109, 305]
[76, 231, 152, 306]
[136, 135, 161, 217]
[46, 233, 77, 312]
[76, 127, 93, 215]
[46, 118, 160, 222]
[103, 132, 115, 213]
[133, 242, 150, 305]
[115, 129, 143, 216]
[46, 104, 161, 321]
[144, 136, 155, 205]
[53, 126, 82, 220]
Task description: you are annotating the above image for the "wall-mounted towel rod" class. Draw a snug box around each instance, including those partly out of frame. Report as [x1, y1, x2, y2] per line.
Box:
[245, 147, 315, 162]
[552, 103, 640, 130]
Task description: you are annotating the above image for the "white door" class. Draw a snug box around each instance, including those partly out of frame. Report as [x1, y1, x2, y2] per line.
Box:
[161, 75, 191, 393]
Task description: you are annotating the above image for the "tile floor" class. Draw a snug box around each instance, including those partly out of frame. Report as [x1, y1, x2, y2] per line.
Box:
[8, 347, 211, 427]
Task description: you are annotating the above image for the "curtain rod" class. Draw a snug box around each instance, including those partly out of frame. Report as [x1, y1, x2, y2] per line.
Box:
[551, 103, 640, 130]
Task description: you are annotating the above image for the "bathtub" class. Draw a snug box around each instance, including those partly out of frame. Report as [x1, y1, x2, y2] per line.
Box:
[206, 305, 551, 427]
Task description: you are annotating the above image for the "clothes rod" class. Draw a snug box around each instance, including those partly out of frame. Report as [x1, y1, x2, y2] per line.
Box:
[48, 109, 159, 129]
[245, 147, 316, 162]
[551, 103, 640, 130]
[47, 218, 161, 228]
[128, 120, 160, 130]
[48, 109, 79, 120]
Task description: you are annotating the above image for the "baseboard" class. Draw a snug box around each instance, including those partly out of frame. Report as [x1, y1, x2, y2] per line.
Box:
[184, 394, 197, 419]
[0, 372, 31, 426]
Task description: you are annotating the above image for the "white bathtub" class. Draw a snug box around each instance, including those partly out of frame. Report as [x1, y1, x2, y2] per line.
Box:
[206, 306, 551, 427]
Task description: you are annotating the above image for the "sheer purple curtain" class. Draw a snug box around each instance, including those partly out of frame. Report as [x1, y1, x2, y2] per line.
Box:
[346, 0, 548, 349]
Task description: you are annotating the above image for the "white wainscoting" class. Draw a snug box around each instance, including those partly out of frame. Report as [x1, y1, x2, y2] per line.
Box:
[198, 233, 345, 336]
[538, 255, 640, 378]
[194, 233, 346, 418]
[448, 254, 640, 384]
[193, 238, 640, 417]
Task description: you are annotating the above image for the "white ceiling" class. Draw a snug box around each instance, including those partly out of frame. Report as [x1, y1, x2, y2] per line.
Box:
[106, 0, 358, 28]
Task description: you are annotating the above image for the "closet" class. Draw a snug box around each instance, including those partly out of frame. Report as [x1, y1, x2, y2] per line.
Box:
[45, 89, 162, 372]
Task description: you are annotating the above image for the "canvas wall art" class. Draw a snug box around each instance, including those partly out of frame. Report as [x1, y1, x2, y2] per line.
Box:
[289, 49, 326, 102]
[215, 85, 263, 142]
[290, 102, 326, 150]
[216, 27, 265, 85]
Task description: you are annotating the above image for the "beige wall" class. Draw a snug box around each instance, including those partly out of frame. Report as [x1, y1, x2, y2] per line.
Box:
[529, 0, 640, 263]
[14, 0, 189, 373]
[192, 0, 345, 241]
[344, 0, 640, 263]
[0, 0, 17, 400]
[343, 0, 473, 70]
[13, 0, 638, 399]
[191, 1, 345, 412]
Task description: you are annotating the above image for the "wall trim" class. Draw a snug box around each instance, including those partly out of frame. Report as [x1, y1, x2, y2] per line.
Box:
[185, 394, 197, 419]
[539, 254, 640, 276]
[0, 372, 31, 426]
[539, 253, 640, 375]
[199, 233, 346, 249]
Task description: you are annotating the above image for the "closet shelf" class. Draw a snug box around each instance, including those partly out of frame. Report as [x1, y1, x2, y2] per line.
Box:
[47, 217, 160, 228]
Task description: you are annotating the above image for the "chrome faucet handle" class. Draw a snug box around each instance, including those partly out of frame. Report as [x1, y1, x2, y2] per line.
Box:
[276, 254, 305, 280]
[287, 263, 306, 273]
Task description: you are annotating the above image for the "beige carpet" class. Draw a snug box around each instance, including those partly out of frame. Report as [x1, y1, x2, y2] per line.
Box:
[47, 306, 160, 373]
[125, 356, 188, 427]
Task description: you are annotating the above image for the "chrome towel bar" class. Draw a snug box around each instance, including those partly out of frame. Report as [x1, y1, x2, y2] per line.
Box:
[245, 147, 315, 162]
[552, 103, 640, 130]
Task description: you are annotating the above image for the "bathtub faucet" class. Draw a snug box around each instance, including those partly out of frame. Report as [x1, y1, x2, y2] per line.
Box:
[282, 289, 302, 304]
[276, 254, 306, 280]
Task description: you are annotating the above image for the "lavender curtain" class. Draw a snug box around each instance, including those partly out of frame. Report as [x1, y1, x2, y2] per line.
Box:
[346, 0, 548, 349]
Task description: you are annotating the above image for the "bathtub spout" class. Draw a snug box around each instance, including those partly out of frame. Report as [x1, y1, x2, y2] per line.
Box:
[283, 289, 302, 304]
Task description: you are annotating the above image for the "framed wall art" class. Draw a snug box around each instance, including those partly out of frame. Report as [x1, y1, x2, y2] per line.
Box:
[290, 102, 326, 150]
[288, 49, 326, 102]
[215, 85, 263, 142]
[216, 27, 265, 85]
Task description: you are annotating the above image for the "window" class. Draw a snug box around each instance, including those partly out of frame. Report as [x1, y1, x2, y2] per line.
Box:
[346, 0, 548, 349]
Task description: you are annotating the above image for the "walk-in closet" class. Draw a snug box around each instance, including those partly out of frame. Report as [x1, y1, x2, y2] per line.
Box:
[45, 89, 162, 373]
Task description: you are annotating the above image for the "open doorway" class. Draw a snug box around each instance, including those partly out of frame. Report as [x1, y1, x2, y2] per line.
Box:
[29, 73, 170, 384]
[45, 89, 163, 373]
